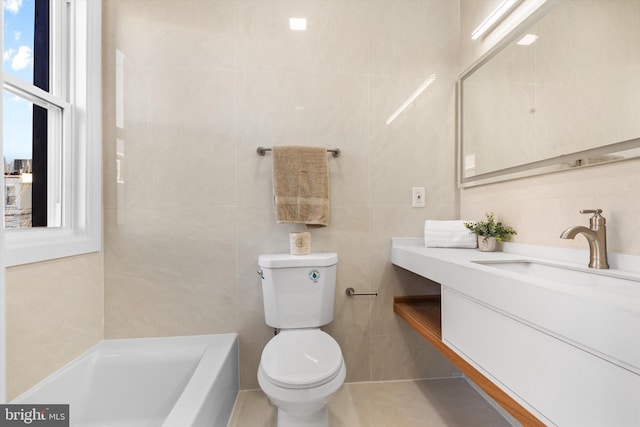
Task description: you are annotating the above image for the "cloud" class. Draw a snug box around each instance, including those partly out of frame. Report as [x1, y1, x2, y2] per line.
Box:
[4, 0, 23, 14]
[11, 45, 32, 71]
[14, 31, 21, 41]
[3, 48, 15, 62]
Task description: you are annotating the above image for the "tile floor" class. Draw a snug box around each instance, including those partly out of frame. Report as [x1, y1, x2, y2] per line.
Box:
[228, 378, 512, 427]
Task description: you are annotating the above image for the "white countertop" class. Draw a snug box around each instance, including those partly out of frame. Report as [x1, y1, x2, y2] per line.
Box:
[391, 238, 640, 313]
[391, 238, 640, 373]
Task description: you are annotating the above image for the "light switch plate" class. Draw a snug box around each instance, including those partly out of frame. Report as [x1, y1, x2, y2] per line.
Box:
[412, 187, 426, 207]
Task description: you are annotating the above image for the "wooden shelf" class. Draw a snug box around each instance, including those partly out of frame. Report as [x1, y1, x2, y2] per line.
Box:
[394, 295, 545, 427]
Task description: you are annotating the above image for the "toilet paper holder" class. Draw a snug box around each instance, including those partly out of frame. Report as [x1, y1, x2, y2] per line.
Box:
[345, 287, 378, 297]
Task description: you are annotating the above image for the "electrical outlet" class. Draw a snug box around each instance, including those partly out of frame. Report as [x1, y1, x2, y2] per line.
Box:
[412, 187, 426, 207]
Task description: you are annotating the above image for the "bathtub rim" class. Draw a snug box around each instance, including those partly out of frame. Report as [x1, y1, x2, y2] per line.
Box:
[11, 333, 239, 413]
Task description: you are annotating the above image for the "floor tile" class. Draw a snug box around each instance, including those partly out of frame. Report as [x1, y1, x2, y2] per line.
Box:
[228, 378, 512, 427]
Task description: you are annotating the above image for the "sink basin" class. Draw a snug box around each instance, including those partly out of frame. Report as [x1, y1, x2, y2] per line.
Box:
[472, 260, 640, 288]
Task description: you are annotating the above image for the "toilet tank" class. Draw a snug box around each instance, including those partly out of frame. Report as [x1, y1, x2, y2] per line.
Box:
[258, 253, 338, 329]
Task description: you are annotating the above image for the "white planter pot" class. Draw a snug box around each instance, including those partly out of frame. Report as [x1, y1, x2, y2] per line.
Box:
[477, 236, 497, 252]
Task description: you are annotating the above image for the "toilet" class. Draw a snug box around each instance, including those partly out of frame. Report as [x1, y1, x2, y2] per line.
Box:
[257, 252, 346, 427]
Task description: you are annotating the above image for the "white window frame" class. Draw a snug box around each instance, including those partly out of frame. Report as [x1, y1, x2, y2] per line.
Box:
[3, 0, 102, 266]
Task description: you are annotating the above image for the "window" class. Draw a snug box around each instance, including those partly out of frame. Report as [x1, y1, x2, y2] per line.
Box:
[2, 0, 101, 266]
[3, 0, 61, 228]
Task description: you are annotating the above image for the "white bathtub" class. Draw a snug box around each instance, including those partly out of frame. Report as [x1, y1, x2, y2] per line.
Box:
[12, 334, 239, 427]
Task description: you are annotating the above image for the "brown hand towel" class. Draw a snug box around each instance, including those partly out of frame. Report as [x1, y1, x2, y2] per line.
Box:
[272, 146, 330, 227]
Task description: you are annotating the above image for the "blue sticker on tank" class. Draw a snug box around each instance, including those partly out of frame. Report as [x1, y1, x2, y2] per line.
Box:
[309, 270, 320, 282]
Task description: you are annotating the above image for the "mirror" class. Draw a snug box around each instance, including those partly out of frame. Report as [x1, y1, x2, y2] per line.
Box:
[458, 0, 640, 187]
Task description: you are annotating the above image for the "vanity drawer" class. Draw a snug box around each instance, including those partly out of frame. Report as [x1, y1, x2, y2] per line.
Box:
[442, 287, 640, 427]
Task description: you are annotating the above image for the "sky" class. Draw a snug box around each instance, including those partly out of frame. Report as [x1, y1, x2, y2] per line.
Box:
[3, 0, 35, 165]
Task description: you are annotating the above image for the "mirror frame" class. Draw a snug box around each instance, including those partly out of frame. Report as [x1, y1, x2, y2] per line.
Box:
[457, 0, 640, 188]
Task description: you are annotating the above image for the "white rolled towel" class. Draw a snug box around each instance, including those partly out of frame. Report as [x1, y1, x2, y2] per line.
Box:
[424, 220, 477, 248]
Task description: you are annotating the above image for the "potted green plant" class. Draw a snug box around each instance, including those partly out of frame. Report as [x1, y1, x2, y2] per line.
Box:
[464, 212, 516, 252]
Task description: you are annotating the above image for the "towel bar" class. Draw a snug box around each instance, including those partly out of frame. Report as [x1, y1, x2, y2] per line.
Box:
[257, 146, 341, 158]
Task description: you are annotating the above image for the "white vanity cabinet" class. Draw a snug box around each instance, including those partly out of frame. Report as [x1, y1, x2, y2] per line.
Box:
[442, 287, 640, 427]
[391, 238, 640, 427]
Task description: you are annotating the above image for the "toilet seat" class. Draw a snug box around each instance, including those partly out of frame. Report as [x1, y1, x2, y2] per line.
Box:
[260, 330, 343, 389]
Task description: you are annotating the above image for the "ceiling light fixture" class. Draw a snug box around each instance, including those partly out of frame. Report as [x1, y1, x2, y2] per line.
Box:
[471, 0, 517, 40]
[386, 74, 437, 125]
[289, 17, 307, 31]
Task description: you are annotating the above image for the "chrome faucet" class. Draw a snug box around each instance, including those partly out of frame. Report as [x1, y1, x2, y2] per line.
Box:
[560, 209, 609, 269]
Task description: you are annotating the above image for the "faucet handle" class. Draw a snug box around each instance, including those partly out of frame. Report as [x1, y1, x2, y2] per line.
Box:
[580, 209, 606, 227]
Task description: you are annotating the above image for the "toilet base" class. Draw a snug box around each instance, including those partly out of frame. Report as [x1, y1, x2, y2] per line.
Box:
[277, 407, 329, 427]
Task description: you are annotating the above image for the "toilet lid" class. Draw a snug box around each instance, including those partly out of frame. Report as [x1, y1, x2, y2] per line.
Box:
[260, 330, 343, 389]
